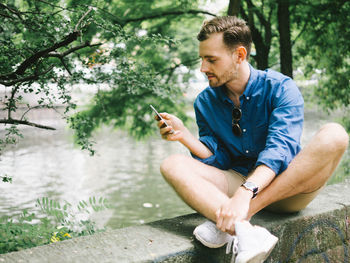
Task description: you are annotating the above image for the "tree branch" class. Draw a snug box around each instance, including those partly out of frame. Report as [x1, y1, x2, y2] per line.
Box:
[0, 3, 23, 21]
[156, 57, 199, 75]
[292, 21, 308, 46]
[8, 85, 20, 119]
[47, 42, 101, 58]
[0, 8, 94, 82]
[75, 6, 94, 32]
[122, 9, 216, 25]
[45, 41, 101, 75]
[20, 105, 62, 121]
[36, 0, 67, 11]
[0, 32, 79, 81]
[59, 57, 72, 75]
[246, 0, 270, 29]
[0, 12, 14, 19]
[0, 119, 56, 130]
[0, 66, 54, 86]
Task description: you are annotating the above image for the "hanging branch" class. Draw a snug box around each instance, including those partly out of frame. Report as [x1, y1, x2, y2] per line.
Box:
[0, 3, 23, 21]
[75, 6, 93, 32]
[122, 9, 216, 24]
[0, 65, 54, 87]
[0, 32, 79, 81]
[0, 119, 55, 130]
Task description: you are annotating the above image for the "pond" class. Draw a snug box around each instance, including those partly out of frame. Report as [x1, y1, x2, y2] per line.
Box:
[0, 106, 348, 230]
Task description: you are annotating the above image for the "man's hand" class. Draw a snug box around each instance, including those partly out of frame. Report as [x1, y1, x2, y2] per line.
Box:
[156, 112, 186, 141]
[215, 187, 253, 235]
[155, 112, 213, 159]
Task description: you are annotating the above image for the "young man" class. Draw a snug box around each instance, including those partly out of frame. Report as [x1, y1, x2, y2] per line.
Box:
[156, 16, 349, 262]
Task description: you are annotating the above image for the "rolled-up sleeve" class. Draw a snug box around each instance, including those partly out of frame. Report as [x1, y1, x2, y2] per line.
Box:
[191, 101, 232, 169]
[255, 79, 304, 175]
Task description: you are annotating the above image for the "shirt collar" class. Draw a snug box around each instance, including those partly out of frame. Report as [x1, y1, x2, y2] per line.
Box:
[243, 64, 258, 99]
[216, 85, 231, 104]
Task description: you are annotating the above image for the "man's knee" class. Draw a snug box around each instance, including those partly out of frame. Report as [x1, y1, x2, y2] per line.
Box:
[160, 154, 191, 182]
[318, 122, 349, 153]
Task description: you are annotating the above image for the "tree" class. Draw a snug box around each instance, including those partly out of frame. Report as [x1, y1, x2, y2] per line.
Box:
[0, 0, 216, 160]
[292, 0, 350, 114]
[0, 1, 99, 153]
[227, 0, 241, 16]
[235, 0, 277, 70]
[277, 0, 293, 78]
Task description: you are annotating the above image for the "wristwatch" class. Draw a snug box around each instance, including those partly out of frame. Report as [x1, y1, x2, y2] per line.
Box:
[241, 181, 259, 199]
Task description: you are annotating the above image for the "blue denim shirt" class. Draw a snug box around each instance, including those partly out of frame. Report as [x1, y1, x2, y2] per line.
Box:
[192, 65, 304, 176]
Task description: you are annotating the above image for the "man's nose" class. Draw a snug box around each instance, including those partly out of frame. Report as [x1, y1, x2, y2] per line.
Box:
[200, 61, 209, 73]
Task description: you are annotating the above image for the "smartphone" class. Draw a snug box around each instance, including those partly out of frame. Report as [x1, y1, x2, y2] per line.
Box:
[150, 104, 174, 134]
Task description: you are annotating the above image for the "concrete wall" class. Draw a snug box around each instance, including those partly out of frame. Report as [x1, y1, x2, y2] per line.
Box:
[1, 181, 350, 263]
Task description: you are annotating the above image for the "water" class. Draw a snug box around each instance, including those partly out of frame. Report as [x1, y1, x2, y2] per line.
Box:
[0, 108, 194, 229]
[0, 106, 347, 230]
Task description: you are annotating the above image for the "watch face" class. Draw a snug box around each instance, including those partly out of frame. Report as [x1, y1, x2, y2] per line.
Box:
[243, 182, 258, 192]
[242, 181, 258, 198]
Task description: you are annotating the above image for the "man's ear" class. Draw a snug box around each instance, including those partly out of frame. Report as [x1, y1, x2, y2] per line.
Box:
[235, 46, 247, 63]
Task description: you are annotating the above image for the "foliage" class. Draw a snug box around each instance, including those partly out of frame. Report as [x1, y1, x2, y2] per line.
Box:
[0, 196, 110, 254]
[1, 0, 349, 165]
[328, 148, 350, 185]
[292, 0, 350, 118]
[0, 0, 212, 156]
[234, 0, 350, 132]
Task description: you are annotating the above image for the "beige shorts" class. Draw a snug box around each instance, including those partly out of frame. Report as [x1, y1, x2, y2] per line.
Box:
[223, 169, 323, 213]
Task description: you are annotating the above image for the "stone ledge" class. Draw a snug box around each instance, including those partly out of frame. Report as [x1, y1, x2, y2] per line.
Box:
[1, 182, 350, 263]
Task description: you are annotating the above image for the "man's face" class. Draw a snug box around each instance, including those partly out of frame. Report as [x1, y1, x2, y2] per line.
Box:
[199, 33, 238, 87]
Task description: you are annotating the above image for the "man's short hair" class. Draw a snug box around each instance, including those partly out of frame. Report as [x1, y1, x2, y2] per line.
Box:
[197, 16, 252, 59]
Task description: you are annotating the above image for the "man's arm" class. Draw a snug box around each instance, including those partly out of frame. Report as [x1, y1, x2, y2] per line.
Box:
[256, 79, 304, 175]
[157, 109, 233, 170]
[157, 112, 213, 159]
[215, 165, 275, 234]
[242, 165, 276, 193]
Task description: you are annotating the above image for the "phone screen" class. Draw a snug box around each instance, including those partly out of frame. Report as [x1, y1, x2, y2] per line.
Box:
[150, 105, 174, 134]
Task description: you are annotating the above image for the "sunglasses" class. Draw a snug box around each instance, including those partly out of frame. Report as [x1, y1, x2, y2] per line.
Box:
[232, 107, 242, 136]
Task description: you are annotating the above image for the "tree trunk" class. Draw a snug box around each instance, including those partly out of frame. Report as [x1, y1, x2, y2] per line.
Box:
[277, 0, 293, 78]
[241, 1, 272, 70]
[227, 0, 241, 16]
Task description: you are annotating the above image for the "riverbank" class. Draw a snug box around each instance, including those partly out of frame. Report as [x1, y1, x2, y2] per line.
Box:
[1, 180, 349, 262]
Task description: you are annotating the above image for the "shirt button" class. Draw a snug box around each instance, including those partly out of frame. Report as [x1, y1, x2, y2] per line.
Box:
[245, 150, 249, 153]
[243, 129, 247, 132]
[246, 97, 250, 100]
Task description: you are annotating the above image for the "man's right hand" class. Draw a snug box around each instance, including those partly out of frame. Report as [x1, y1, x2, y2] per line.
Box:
[156, 112, 186, 141]
[155, 112, 213, 159]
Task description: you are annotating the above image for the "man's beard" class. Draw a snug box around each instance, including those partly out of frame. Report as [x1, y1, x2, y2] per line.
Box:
[209, 67, 237, 87]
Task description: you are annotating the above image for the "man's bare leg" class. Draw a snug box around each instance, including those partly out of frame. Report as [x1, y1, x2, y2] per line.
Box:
[249, 123, 349, 218]
[160, 154, 231, 222]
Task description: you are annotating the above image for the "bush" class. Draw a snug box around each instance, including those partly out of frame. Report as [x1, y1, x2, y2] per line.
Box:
[0, 196, 110, 254]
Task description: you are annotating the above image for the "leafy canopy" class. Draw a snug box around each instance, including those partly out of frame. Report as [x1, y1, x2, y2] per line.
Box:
[0, 0, 213, 154]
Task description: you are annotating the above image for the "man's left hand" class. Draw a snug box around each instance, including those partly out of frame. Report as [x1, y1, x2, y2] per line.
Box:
[215, 187, 253, 235]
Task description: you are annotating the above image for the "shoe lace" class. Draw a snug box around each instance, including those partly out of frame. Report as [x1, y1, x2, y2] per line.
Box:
[226, 236, 238, 263]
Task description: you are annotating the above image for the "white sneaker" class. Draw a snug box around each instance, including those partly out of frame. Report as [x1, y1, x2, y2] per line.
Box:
[235, 221, 278, 263]
[226, 235, 239, 263]
[193, 220, 234, 248]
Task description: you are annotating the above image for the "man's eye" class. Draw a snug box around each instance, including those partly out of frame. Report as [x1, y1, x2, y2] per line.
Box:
[208, 59, 216, 63]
